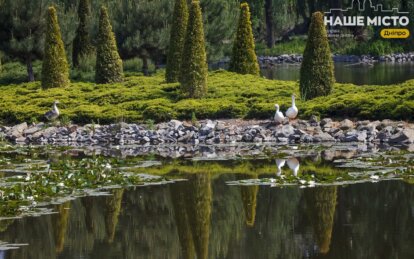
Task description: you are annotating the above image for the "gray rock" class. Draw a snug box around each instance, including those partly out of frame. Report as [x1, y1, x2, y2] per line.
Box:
[340, 119, 354, 130]
[320, 118, 333, 128]
[389, 129, 414, 144]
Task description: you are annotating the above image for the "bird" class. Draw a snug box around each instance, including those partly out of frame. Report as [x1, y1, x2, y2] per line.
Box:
[276, 159, 286, 176]
[44, 100, 60, 121]
[286, 94, 298, 121]
[287, 158, 300, 177]
[274, 104, 285, 124]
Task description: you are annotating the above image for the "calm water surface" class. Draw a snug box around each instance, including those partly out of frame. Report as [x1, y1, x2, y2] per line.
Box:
[262, 62, 414, 85]
[0, 145, 413, 259]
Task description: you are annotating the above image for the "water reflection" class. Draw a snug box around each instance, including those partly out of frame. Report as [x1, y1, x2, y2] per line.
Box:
[262, 62, 414, 85]
[0, 177, 414, 258]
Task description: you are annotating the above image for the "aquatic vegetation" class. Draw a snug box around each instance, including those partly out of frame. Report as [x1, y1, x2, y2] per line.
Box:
[0, 157, 167, 217]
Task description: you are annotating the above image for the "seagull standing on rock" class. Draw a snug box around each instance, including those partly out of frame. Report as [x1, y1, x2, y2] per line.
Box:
[44, 100, 60, 121]
[286, 94, 298, 121]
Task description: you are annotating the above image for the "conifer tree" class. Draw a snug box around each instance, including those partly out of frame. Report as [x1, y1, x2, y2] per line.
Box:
[166, 0, 189, 83]
[229, 3, 260, 76]
[299, 11, 334, 101]
[180, 1, 208, 98]
[95, 6, 123, 84]
[73, 0, 93, 67]
[41, 6, 70, 89]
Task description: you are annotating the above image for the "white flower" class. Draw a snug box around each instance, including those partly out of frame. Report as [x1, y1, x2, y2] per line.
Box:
[57, 182, 65, 187]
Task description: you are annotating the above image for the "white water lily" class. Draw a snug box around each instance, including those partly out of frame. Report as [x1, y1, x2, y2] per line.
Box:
[299, 180, 306, 184]
[370, 175, 380, 180]
[57, 182, 65, 187]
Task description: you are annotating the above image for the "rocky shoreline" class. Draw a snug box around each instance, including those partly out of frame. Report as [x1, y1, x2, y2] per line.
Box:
[1, 118, 413, 146]
[259, 53, 414, 67]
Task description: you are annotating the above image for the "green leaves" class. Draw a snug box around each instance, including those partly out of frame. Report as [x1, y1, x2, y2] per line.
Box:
[41, 6, 70, 89]
[95, 6, 123, 84]
[179, 1, 208, 99]
[229, 3, 260, 76]
[300, 12, 334, 101]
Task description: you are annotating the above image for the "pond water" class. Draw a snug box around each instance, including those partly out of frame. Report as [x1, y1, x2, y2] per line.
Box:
[261, 62, 414, 85]
[0, 144, 413, 258]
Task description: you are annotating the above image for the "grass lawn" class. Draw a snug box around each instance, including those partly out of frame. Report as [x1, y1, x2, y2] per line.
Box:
[0, 70, 413, 125]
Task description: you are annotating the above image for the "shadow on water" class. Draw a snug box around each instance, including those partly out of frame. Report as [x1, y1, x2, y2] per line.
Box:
[261, 62, 414, 85]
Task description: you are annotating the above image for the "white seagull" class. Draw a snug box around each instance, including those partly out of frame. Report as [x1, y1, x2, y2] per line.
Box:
[44, 100, 60, 121]
[286, 94, 298, 121]
[274, 104, 285, 124]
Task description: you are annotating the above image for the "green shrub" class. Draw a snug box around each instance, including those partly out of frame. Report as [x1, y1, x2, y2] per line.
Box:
[345, 40, 404, 56]
[179, 1, 208, 99]
[95, 6, 123, 84]
[300, 12, 334, 101]
[166, 0, 188, 83]
[71, 53, 96, 82]
[0, 71, 414, 124]
[229, 3, 259, 76]
[72, 0, 93, 67]
[143, 105, 175, 122]
[0, 61, 42, 85]
[41, 6, 70, 89]
[123, 58, 143, 72]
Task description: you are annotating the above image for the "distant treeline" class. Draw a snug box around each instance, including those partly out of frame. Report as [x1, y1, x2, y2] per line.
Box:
[0, 0, 412, 76]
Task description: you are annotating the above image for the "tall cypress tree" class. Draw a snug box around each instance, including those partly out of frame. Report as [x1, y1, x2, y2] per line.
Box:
[41, 6, 70, 89]
[95, 6, 123, 84]
[229, 2, 260, 76]
[299, 11, 334, 101]
[166, 0, 188, 83]
[180, 1, 208, 99]
[73, 0, 93, 67]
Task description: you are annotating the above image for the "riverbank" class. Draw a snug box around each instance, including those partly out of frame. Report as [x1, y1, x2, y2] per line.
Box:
[0, 71, 413, 124]
[2, 118, 413, 146]
[258, 53, 414, 67]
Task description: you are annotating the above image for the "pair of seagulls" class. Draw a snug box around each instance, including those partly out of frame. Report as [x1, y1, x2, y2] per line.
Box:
[274, 94, 298, 123]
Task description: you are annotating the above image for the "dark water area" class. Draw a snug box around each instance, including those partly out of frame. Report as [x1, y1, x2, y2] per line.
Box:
[261, 62, 414, 85]
[1, 175, 414, 258]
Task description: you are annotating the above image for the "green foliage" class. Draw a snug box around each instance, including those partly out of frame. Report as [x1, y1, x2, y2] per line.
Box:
[166, 0, 188, 83]
[71, 52, 96, 82]
[0, 61, 42, 85]
[41, 6, 70, 89]
[1, 71, 414, 124]
[180, 1, 208, 99]
[256, 37, 306, 56]
[229, 3, 260, 76]
[123, 58, 143, 72]
[73, 0, 93, 67]
[95, 6, 123, 84]
[345, 40, 404, 56]
[300, 12, 334, 101]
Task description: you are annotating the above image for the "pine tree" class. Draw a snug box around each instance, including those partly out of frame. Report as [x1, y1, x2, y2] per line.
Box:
[229, 3, 260, 76]
[299, 11, 334, 101]
[180, 1, 208, 98]
[73, 0, 93, 67]
[41, 6, 70, 89]
[165, 0, 189, 83]
[95, 6, 123, 84]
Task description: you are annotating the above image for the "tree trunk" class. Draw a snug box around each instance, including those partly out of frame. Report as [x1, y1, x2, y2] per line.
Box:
[265, 0, 274, 48]
[26, 56, 35, 82]
[142, 56, 149, 76]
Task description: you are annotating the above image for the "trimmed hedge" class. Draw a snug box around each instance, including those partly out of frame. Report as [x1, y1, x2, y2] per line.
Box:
[0, 70, 414, 124]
